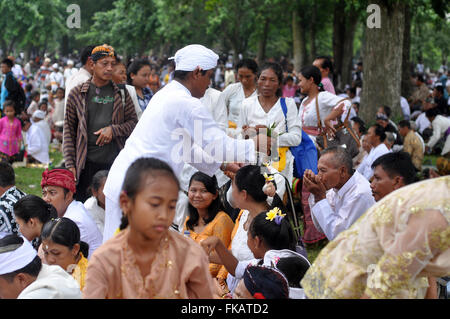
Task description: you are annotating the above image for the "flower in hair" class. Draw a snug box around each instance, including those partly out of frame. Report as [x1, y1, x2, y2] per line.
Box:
[265, 207, 285, 224]
[253, 292, 266, 299]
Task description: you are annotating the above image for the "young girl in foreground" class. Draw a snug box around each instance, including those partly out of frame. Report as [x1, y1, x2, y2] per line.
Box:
[82, 157, 217, 299]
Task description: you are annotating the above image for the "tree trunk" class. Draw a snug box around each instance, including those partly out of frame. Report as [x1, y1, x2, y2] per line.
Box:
[401, 4, 413, 99]
[309, 2, 317, 63]
[257, 17, 270, 64]
[360, 1, 406, 123]
[292, 10, 306, 73]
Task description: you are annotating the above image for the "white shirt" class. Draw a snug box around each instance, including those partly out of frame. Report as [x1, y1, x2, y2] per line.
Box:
[103, 80, 256, 238]
[179, 87, 229, 192]
[64, 67, 91, 109]
[124, 84, 143, 120]
[218, 82, 257, 128]
[47, 71, 64, 92]
[427, 115, 450, 149]
[238, 96, 302, 183]
[26, 123, 50, 164]
[64, 200, 103, 259]
[299, 91, 352, 129]
[12, 64, 23, 79]
[84, 196, 105, 235]
[64, 67, 78, 83]
[415, 112, 431, 134]
[400, 96, 411, 120]
[308, 171, 375, 240]
[357, 143, 391, 180]
[18, 264, 81, 299]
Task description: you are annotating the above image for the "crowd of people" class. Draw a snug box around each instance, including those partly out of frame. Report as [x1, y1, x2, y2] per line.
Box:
[0, 43, 449, 300]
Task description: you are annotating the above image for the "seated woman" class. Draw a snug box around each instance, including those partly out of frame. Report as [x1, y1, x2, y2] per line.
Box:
[13, 194, 58, 250]
[40, 217, 89, 291]
[183, 172, 234, 281]
[84, 170, 108, 235]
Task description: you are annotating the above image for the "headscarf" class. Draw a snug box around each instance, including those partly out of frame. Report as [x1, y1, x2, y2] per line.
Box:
[169, 44, 218, 72]
[32, 110, 46, 120]
[41, 169, 76, 194]
[0, 236, 37, 275]
[91, 44, 115, 62]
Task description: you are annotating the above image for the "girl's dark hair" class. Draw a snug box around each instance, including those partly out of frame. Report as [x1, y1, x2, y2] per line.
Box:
[127, 58, 151, 85]
[234, 165, 267, 203]
[236, 58, 259, 75]
[249, 210, 296, 251]
[186, 172, 224, 231]
[38, 101, 48, 109]
[258, 62, 284, 97]
[88, 170, 109, 197]
[243, 265, 289, 299]
[300, 65, 323, 92]
[119, 157, 180, 230]
[276, 256, 310, 288]
[13, 194, 58, 223]
[41, 217, 89, 258]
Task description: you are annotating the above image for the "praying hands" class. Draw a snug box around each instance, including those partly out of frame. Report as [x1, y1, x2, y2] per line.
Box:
[303, 169, 327, 202]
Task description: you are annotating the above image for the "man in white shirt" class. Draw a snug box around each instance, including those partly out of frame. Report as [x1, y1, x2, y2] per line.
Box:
[303, 146, 375, 240]
[357, 124, 391, 180]
[63, 60, 78, 84]
[0, 234, 81, 299]
[47, 63, 64, 93]
[64, 45, 96, 108]
[102, 44, 267, 242]
[41, 168, 102, 258]
[425, 108, 450, 156]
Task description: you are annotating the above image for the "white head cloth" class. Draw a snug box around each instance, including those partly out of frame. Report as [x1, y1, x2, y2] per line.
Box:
[0, 236, 37, 275]
[169, 44, 218, 71]
[32, 110, 46, 120]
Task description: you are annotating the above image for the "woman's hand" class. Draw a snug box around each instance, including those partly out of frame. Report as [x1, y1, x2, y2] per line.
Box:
[200, 236, 221, 255]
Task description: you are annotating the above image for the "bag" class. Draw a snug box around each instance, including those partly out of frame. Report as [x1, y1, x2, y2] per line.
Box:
[314, 94, 361, 158]
[280, 98, 318, 178]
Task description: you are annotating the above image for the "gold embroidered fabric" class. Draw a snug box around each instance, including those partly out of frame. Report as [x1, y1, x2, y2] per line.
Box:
[82, 228, 217, 299]
[402, 131, 424, 171]
[183, 211, 235, 277]
[301, 176, 450, 299]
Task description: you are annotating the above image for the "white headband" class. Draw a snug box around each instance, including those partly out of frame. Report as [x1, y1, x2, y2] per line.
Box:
[169, 44, 218, 72]
[0, 236, 37, 275]
[32, 110, 46, 120]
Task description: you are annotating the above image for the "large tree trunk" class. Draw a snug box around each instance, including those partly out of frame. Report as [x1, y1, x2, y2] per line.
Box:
[333, 0, 358, 91]
[257, 17, 270, 63]
[401, 4, 413, 99]
[309, 2, 317, 63]
[360, 1, 406, 122]
[292, 10, 307, 73]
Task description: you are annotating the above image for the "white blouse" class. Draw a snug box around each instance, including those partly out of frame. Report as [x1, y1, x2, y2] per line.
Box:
[218, 82, 257, 125]
[299, 91, 352, 128]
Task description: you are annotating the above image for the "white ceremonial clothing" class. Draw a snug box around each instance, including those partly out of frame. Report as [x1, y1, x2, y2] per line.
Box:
[176, 87, 229, 231]
[26, 123, 50, 164]
[124, 84, 143, 120]
[102, 80, 256, 242]
[415, 112, 431, 134]
[63, 67, 78, 83]
[357, 143, 391, 180]
[47, 71, 64, 92]
[64, 200, 103, 259]
[299, 91, 352, 142]
[64, 67, 91, 110]
[238, 96, 301, 184]
[400, 96, 411, 120]
[84, 196, 105, 235]
[427, 115, 450, 155]
[18, 264, 81, 299]
[217, 82, 257, 134]
[308, 171, 375, 240]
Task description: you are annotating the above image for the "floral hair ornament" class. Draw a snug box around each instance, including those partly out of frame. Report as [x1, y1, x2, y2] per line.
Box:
[263, 173, 274, 182]
[253, 292, 266, 299]
[265, 207, 286, 225]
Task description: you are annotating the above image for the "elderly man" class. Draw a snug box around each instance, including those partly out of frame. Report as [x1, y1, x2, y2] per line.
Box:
[102, 44, 268, 242]
[64, 44, 138, 203]
[370, 151, 417, 202]
[303, 146, 375, 240]
[398, 120, 424, 171]
[0, 234, 81, 299]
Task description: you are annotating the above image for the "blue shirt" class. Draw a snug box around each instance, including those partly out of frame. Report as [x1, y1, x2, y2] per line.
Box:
[137, 87, 153, 111]
[0, 72, 13, 110]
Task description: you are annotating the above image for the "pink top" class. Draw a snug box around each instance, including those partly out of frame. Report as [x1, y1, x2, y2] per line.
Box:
[0, 116, 22, 156]
[282, 84, 298, 98]
[321, 77, 336, 94]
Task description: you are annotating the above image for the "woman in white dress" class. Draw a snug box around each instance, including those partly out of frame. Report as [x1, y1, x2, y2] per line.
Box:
[238, 62, 302, 185]
[217, 59, 259, 136]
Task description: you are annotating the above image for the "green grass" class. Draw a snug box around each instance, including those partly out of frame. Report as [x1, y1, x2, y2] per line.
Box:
[14, 146, 63, 196]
